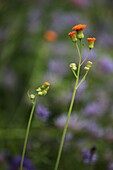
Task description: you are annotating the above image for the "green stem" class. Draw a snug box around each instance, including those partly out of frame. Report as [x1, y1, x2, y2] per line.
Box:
[54, 42, 82, 170]
[80, 48, 90, 66]
[76, 71, 88, 89]
[20, 100, 36, 170]
[54, 82, 77, 170]
[72, 70, 77, 79]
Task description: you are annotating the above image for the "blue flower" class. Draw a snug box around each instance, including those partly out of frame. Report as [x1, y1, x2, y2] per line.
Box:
[8, 156, 35, 170]
[81, 146, 98, 164]
[35, 104, 50, 121]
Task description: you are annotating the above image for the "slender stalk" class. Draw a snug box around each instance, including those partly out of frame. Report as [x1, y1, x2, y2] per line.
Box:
[76, 71, 88, 89]
[80, 48, 90, 66]
[54, 42, 82, 170]
[54, 81, 77, 170]
[20, 100, 36, 170]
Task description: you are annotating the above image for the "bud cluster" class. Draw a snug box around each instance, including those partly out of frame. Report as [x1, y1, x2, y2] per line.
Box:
[84, 61, 93, 71]
[28, 82, 50, 103]
[36, 82, 50, 96]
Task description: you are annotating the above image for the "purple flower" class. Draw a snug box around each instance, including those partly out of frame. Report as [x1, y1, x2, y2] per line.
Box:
[84, 101, 105, 117]
[108, 162, 113, 170]
[35, 104, 50, 121]
[81, 146, 98, 164]
[48, 59, 68, 77]
[8, 156, 35, 170]
[98, 57, 113, 73]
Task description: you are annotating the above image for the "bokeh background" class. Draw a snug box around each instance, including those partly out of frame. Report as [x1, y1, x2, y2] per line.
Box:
[1, 0, 113, 169]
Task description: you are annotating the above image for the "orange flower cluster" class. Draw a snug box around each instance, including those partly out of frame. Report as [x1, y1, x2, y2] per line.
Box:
[72, 24, 86, 31]
[44, 30, 57, 42]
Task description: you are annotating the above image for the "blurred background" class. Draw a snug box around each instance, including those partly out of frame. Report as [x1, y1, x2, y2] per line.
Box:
[0, 0, 113, 169]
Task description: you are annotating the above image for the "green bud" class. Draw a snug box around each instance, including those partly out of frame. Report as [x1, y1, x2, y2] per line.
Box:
[84, 66, 89, 71]
[77, 30, 84, 39]
[30, 94, 35, 99]
[87, 61, 93, 68]
[69, 63, 77, 70]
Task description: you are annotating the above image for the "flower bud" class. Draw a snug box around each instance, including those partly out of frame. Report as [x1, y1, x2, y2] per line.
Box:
[87, 38, 96, 49]
[68, 31, 77, 43]
[36, 82, 50, 96]
[87, 61, 93, 68]
[69, 63, 77, 70]
[84, 61, 93, 71]
[84, 66, 89, 71]
[72, 24, 86, 40]
[30, 94, 35, 99]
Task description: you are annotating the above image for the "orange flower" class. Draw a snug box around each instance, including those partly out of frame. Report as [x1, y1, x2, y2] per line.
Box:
[44, 30, 57, 41]
[44, 82, 50, 87]
[72, 24, 86, 31]
[68, 31, 77, 42]
[68, 31, 76, 37]
[87, 38, 96, 49]
[87, 38, 96, 43]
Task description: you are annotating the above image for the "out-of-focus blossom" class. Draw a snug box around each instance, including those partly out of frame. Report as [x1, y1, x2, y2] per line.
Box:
[69, 0, 91, 8]
[48, 59, 68, 77]
[108, 162, 113, 170]
[104, 128, 113, 142]
[81, 146, 98, 164]
[83, 121, 104, 138]
[98, 32, 113, 48]
[54, 113, 84, 130]
[65, 132, 73, 142]
[44, 30, 57, 41]
[98, 57, 113, 73]
[7, 156, 35, 170]
[83, 101, 105, 117]
[35, 104, 50, 121]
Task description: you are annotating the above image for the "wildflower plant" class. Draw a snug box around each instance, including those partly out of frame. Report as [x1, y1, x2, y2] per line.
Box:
[54, 24, 96, 170]
[19, 82, 50, 170]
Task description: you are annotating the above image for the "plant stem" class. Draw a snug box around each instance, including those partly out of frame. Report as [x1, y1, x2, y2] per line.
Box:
[54, 82, 77, 170]
[54, 42, 82, 170]
[80, 48, 90, 66]
[20, 100, 36, 170]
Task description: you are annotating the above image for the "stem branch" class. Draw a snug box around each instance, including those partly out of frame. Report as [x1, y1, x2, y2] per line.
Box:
[20, 100, 36, 170]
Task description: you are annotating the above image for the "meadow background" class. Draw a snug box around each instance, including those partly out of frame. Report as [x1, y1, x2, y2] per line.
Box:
[0, 0, 113, 169]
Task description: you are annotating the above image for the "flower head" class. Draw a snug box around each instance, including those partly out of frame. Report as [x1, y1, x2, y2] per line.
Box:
[81, 146, 98, 164]
[87, 38, 96, 43]
[68, 31, 77, 43]
[72, 24, 86, 31]
[8, 156, 35, 170]
[35, 104, 50, 121]
[44, 81, 50, 87]
[72, 24, 86, 39]
[44, 30, 57, 41]
[87, 38, 96, 49]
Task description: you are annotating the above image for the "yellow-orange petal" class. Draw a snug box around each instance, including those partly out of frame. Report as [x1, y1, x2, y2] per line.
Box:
[68, 31, 76, 37]
[72, 24, 86, 31]
[44, 30, 57, 41]
[44, 82, 50, 86]
[87, 38, 96, 43]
